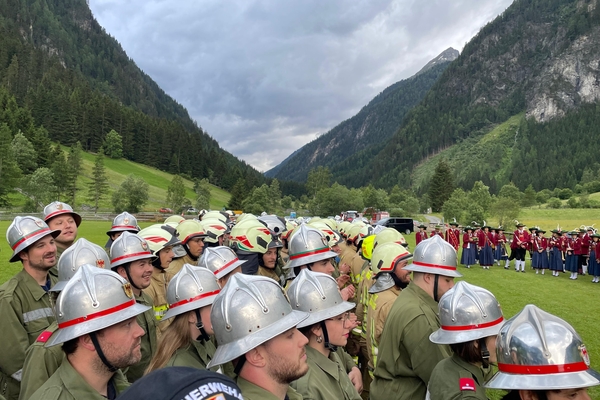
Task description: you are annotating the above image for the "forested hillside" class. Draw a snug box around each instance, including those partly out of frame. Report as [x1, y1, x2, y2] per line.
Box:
[267, 48, 458, 182]
[368, 0, 600, 192]
[0, 0, 263, 191]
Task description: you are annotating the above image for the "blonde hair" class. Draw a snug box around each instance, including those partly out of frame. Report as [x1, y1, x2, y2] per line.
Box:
[145, 312, 193, 374]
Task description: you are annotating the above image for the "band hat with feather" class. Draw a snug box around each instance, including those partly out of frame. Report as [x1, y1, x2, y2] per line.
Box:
[403, 235, 462, 278]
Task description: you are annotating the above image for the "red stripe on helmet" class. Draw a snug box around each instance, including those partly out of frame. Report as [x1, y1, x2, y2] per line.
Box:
[441, 316, 504, 331]
[412, 261, 457, 271]
[44, 210, 73, 221]
[213, 258, 239, 275]
[111, 251, 153, 264]
[11, 228, 52, 250]
[169, 289, 221, 309]
[58, 299, 136, 328]
[497, 362, 589, 375]
[144, 236, 168, 243]
[289, 247, 330, 260]
[111, 225, 139, 230]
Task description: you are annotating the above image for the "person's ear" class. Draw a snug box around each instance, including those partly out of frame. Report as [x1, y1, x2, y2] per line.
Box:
[519, 390, 539, 400]
[245, 347, 267, 368]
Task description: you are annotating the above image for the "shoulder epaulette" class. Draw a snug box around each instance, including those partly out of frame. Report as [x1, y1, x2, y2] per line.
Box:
[459, 377, 476, 391]
[36, 330, 53, 343]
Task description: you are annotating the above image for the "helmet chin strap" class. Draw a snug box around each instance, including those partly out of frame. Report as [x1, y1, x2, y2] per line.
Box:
[479, 338, 490, 368]
[124, 266, 143, 292]
[319, 321, 337, 352]
[194, 309, 210, 342]
[433, 274, 440, 302]
[89, 331, 118, 373]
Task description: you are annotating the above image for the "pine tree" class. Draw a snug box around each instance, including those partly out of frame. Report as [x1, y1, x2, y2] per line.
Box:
[66, 142, 82, 204]
[166, 175, 187, 212]
[87, 149, 108, 212]
[428, 159, 454, 212]
[228, 178, 248, 210]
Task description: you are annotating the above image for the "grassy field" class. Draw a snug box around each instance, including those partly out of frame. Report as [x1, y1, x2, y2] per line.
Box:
[1, 220, 599, 398]
[4, 147, 231, 211]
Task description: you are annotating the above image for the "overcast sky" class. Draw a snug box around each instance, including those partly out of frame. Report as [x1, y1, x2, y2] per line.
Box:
[88, 0, 513, 172]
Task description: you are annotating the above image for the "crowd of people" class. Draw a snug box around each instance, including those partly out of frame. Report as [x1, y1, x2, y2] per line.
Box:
[0, 203, 598, 400]
[417, 222, 600, 281]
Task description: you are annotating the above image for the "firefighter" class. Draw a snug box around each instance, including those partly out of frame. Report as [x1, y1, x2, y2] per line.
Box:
[1, 216, 60, 400]
[29, 266, 149, 400]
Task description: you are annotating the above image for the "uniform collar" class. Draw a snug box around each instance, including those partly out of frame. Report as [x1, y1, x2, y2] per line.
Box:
[236, 376, 302, 400]
[58, 358, 117, 399]
[306, 346, 344, 381]
[450, 353, 487, 385]
[18, 269, 50, 301]
[406, 282, 438, 312]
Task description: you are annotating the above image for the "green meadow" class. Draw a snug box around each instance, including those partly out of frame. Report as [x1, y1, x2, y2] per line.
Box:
[1, 217, 599, 398]
[5, 148, 231, 212]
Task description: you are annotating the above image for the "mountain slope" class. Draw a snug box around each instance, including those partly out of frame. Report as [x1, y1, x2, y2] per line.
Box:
[0, 0, 263, 190]
[266, 48, 458, 182]
[368, 0, 600, 191]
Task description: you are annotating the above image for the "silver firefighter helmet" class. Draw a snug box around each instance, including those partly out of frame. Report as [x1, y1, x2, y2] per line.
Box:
[197, 246, 246, 280]
[51, 238, 111, 292]
[207, 274, 309, 368]
[287, 269, 355, 328]
[485, 304, 600, 390]
[283, 224, 338, 270]
[403, 235, 462, 278]
[106, 212, 139, 235]
[430, 281, 504, 344]
[109, 231, 155, 270]
[43, 201, 82, 227]
[47, 264, 150, 346]
[162, 264, 221, 320]
[7, 216, 60, 263]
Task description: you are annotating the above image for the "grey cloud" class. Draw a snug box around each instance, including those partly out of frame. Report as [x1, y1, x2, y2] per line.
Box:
[89, 0, 513, 171]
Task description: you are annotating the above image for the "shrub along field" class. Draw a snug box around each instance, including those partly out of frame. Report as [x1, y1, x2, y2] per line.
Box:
[0, 219, 598, 398]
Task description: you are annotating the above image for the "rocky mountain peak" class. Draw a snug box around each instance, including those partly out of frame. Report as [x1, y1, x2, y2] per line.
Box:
[415, 47, 459, 76]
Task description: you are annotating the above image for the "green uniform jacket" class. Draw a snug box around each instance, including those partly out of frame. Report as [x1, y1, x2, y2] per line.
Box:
[0, 270, 57, 400]
[18, 322, 63, 400]
[28, 359, 129, 400]
[370, 282, 451, 400]
[291, 346, 361, 400]
[125, 291, 157, 383]
[167, 254, 196, 276]
[237, 376, 302, 400]
[166, 339, 219, 372]
[427, 354, 491, 400]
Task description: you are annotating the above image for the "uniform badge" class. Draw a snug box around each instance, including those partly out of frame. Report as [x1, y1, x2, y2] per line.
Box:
[459, 377, 476, 391]
[140, 241, 149, 251]
[34, 219, 45, 228]
[206, 395, 226, 400]
[580, 344, 591, 366]
[56, 203, 63, 210]
[123, 217, 130, 225]
[123, 283, 134, 298]
[96, 259, 105, 269]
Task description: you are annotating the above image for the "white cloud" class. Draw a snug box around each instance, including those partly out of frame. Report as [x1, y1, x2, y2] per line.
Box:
[89, 0, 513, 171]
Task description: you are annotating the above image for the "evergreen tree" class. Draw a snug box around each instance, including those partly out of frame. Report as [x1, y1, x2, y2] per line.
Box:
[193, 178, 211, 210]
[22, 167, 56, 210]
[11, 131, 38, 174]
[228, 178, 248, 210]
[306, 166, 331, 198]
[428, 159, 454, 212]
[87, 149, 108, 212]
[0, 123, 21, 206]
[103, 129, 123, 159]
[66, 142, 82, 204]
[112, 174, 149, 213]
[166, 175, 187, 212]
[521, 184, 538, 207]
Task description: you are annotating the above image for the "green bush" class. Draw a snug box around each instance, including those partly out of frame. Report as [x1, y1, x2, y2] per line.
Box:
[547, 197, 562, 209]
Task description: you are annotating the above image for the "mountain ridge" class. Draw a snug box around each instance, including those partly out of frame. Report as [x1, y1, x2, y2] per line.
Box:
[266, 47, 458, 181]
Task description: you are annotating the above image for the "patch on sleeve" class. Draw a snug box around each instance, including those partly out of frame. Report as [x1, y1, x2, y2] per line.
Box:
[459, 377, 476, 391]
[36, 330, 53, 343]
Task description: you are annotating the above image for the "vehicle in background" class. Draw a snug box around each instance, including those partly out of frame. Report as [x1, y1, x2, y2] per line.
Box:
[159, 207, 173, 214]
[186, 207, 199, 214]
[369, 211, 389, 225]
[375, 217, 414, 234]
[343, 210, 358, 221]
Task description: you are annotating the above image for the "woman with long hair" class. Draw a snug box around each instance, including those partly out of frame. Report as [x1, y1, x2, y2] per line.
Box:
[427, 281, 505, 400]
[287, 269, 362, 400]
[145, 264, 221, 373]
